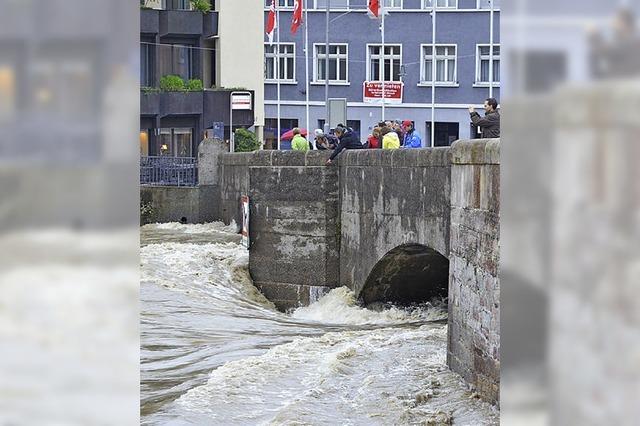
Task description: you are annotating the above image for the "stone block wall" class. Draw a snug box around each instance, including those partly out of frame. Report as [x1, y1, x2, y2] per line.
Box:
[140, 185, 205, 224]
[218, 150, 340, 311]
[447, 139, 500, 404]
[338, 148, 452, 297]
[218, 152, 252, 226]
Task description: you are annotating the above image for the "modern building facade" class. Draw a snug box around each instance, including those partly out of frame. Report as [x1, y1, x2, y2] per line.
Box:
[140, 0, 264, 161]
[263, 0, 500, 148]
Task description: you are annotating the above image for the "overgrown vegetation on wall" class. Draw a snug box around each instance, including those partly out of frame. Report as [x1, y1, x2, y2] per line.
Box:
[190, 0, 211, 13]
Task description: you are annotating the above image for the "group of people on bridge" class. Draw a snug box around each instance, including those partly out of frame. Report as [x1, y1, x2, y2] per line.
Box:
[289, 97, 500, 165]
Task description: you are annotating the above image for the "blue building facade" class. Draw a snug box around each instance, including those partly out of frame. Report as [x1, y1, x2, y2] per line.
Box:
[263, 0, 500, 148]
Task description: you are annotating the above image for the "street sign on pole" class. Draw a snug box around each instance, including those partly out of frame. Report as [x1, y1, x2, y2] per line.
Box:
[241, 195, 250, 249]
[363, 82, 403, 104]
[229, 91, 252, 152]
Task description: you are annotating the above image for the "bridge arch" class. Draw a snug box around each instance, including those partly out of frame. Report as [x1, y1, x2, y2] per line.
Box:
[360, 243, 449, 305]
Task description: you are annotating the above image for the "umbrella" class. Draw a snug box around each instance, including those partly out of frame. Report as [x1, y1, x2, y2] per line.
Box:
[280, 128, 308, 140]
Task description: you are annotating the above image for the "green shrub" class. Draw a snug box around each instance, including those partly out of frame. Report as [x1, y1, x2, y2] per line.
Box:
[190, 0, 211, 13]
[186, 79, 204, 91]
[234, 128, 260, 152]
[160, 75, 186, 92]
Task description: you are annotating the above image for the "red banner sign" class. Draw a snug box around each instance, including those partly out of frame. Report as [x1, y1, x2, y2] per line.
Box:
[363, 81, 403, 104]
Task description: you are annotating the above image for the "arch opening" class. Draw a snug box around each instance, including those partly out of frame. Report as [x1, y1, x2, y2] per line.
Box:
[360, 244, 449, 306]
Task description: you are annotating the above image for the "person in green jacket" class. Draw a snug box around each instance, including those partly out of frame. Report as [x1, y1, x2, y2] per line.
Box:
[291, 128, 309, 151]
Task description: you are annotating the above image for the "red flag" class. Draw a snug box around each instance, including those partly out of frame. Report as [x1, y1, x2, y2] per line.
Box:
[266, 0, 277, 44]
[368, 0, 380, 19]
[291, 0, 303, 35]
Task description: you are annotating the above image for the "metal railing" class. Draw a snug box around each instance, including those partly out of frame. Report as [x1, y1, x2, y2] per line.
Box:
[140, 156, 198, 186]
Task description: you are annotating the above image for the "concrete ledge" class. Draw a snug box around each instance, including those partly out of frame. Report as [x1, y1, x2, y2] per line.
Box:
[337, 147, 451, 167]
[451, 139, 500, 165]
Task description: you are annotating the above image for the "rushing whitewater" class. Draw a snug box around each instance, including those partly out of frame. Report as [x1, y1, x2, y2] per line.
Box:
[141, 222, 498, 425]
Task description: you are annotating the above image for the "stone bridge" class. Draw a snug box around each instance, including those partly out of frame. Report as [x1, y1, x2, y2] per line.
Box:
[210, 139, 500, 403]
[148, 139, 500, 403]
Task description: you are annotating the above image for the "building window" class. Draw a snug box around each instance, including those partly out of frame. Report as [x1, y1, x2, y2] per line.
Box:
[264, 118, 299, 150]
[314, 44, 348, 83]
[314, 0, 348, 8]
[423, 0, 457, 8]
[165, 0, 193, 10]
[159, 44, 196, 81]
[140, 130, 150, 156]
[157, 128, 193, 157]
[476, 45, 500, 84]
[426, 122, 459, 147]
[477, 0, 499, 9]
[421, 45, 457, 84]
[367, 45, 402, 82]
[264, 0, 295, 7]
[265, 43, 296, 82]
[383, 0, 402, 8]
[140, 43, 154, 87]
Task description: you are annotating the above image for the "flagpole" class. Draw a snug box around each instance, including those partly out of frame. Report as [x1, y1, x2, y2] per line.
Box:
[381, 4, 385, 123]
[304, 1, 312, 148]
[324, 0, 330, 134]
[488, 0, 494, 99]
[430, 0, 436, 148]
[276, 5, 281, 150]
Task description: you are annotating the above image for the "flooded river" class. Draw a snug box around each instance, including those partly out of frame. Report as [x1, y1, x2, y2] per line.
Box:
[140, 222, 498, 425]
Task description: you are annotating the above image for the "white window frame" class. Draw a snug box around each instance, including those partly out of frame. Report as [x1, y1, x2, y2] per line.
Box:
[312, 43, 349, 85]
[366, 44, 403, 82]
[312, 0, 349, 10]
[382, 0, 403, 9]
[264, 43, 296, 84]
[422, 0, 457, 9]
[419, 44, 458, 87]
[477, 0, 499, 9]
[474, 44, 500, 87]
[264, 0, 296, 9]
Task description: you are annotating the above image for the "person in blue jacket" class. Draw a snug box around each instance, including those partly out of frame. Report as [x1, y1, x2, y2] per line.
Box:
[401, 120, 422, 148]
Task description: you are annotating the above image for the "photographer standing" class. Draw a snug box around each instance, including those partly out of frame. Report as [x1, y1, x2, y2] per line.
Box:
[469, 98, 500, 138]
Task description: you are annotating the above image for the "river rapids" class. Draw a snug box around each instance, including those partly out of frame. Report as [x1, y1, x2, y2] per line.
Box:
[140, 222, 498, 425]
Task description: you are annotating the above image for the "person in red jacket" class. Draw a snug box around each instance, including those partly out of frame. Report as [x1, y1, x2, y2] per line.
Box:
[366, 126, 382, 149]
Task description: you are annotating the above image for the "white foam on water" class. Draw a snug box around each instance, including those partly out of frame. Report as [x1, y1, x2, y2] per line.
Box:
[172, 325, 497, 425]
[291, 286, 447, 326]
[144, 220, 239, 234]
[141, 223, 497, 425]
[141, 241, 275, 310]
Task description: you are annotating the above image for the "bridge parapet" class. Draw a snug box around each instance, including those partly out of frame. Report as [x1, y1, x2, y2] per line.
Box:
[448, 138, 501, 404]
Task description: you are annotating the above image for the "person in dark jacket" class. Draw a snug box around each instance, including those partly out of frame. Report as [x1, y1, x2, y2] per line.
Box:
[469, 98, 500, 138]
[326, 124, 363, 164]
[314, 128, 339, 150]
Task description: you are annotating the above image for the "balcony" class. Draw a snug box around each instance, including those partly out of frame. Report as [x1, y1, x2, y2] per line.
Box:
[140, 89, 255, 128]
[140, 8, 160, 34]
[160, 10, 202, 36]
[203, 11, 218, 38]
[140, 90, 203, 117]
[160, 91, 204, 116]
[140, 7, 218, 37]
[140, 91, 160, 116]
